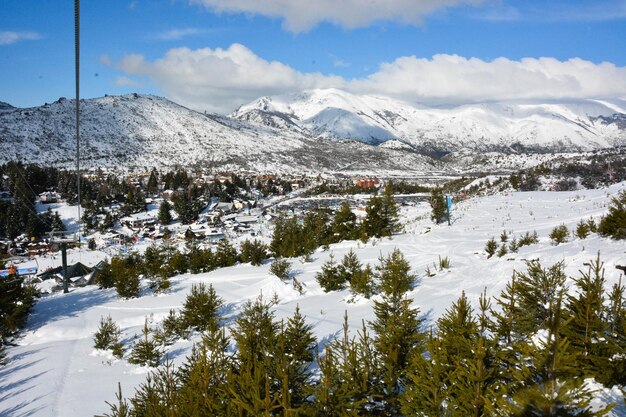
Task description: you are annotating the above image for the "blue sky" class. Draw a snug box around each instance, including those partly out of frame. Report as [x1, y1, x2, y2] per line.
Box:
[1, 0, 626, 113]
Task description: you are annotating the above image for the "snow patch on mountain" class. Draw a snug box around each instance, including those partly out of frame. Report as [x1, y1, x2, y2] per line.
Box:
[232, 89, 626, 152]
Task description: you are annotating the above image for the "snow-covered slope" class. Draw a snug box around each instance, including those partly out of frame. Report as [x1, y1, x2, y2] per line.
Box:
[232, 88, 626, 152]
[2, 183, 626, 416]
[0, 94, 439, 174]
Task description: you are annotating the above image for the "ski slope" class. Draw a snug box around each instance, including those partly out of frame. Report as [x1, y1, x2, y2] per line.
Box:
[2, 182, 626, 416]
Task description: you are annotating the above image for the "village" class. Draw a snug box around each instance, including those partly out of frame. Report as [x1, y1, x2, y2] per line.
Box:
[0, 168, 436, 292]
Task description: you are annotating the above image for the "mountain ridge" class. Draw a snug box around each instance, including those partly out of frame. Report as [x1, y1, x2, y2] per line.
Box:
[231, 88, 626, 152]
[0, 93, 439, 174]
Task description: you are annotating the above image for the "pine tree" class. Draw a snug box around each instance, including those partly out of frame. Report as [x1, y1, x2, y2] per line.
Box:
[598, 190, 626, 239]
[350, 263, 376, 298]
[436, 292, 479, 382]
[377, 248, 415, 297]
[214, 239, 237, 268]
[381, 183, 400, 236]
[93, 315, 124, 358]
[128, 319, 162, 367]
[102, 382, 132, 417]
[563, 253, 608, 378]
[362, 193, 386, 238]
[112, 256, 141, 299]
[274, 306, 317, 410]
[188, 246, 214, 274]
[159, 309, 188, 344]
[269, 258, 292, 280]
[312, 314, 377, 416]
[370, 248, 423, 413]
[331, 201, 357, 242]
[228, 296, 281, 415]
[485, 237, 498, 258]
[604, 277, 626, 385]
[130, 359, 178, 415]
[401, 332, 449, 417]
[514, 260, 567, 337]
[176, 328, 231, 416]
[146, 169, 158, 194]
[181, 283, 224, 332]
[429, 189, 447, 224]
[316, 254, 346, 292]
[503, 295, 612, 417]
[157, 200, 172, 225]
[339, 249, 362, 284]
[240, 239, 268, 266]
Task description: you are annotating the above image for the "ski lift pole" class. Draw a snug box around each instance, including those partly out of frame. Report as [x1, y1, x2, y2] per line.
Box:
[446, 194, 452, 226]
[62, 242, 69, 293]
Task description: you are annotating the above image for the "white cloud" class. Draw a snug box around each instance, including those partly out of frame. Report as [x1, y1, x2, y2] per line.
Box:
[99, 54, 113, 66]
[113, 44, 343, 113]
[0, 31, 41, 45]
[474, 0, 626, 22]
[330, 54, 350, 68]
[351, 55, 626, 104]
[189, 0, 485, 32]
[114, 76, 143, 87]
[108, 44, 626, 114]
[151, 28, 206, 41]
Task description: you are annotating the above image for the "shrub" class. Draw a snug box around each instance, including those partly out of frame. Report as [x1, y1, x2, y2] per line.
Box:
[508, 237, 519, 253]
[438, 255, 451, 270]
[497, 244, 508, 258]
[518, 231, 539, 247]
[485, 238, 498, 258]
[500, 231, 509, 243]
[270, 258, 292, 280]
[550, 224, 569, 245]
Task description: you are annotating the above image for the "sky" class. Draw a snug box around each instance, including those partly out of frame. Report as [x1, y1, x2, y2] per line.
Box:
[1, 0, 626, 114]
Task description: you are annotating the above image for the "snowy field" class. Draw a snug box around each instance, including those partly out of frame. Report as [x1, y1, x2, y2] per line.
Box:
[2, 182, 626, 416]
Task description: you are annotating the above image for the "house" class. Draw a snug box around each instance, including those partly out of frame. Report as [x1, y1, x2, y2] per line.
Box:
[121, 213, 157, 229]
[39, 191, 60, 204]
[215, 202, 235, 213]
[38, 262, 93, 282]
[355, 177, 381, 189]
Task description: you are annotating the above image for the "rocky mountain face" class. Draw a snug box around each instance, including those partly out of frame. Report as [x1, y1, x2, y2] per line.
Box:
[0, 94, 439, 175]
[1, 90, 624, 175]
[232, 88, 626, 153]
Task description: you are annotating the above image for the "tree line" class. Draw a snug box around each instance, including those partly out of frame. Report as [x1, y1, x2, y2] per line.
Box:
[99, 252, 626, 416]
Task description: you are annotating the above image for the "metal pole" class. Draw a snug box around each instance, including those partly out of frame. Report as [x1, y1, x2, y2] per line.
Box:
[75, 0, 81, 242]
[446, 194, 451, 226]
[62, 242, 69, 293]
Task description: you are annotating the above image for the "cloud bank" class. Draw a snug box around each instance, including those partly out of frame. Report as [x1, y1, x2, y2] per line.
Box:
[110, 44, 626, 114]
[0, 31, 41, 45]
[189, 0, 485, 32]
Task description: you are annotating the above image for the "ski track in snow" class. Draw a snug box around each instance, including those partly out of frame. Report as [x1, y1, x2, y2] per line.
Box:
[2, 183, 626, 416]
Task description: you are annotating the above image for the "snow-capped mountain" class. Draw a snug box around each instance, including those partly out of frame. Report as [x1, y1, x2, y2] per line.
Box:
[232, 88, 626, 152]
[0, 94, 438, 174]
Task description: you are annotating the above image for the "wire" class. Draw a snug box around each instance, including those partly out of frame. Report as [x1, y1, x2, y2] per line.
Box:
[75, 0, 81, 239]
